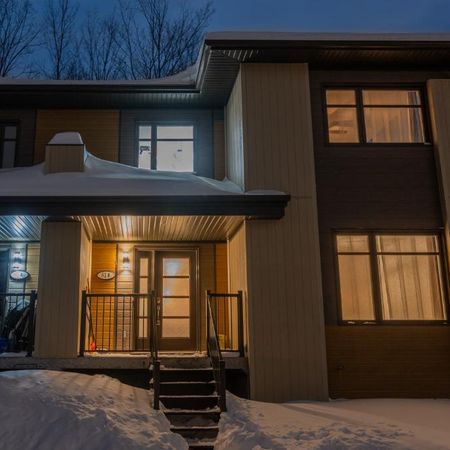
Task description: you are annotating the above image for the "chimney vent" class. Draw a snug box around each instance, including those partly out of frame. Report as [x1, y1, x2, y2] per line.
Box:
[44, 132, 85, 174]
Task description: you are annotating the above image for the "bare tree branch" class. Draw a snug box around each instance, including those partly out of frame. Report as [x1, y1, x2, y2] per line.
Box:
[118, 0, 213, 79]
[42, 0, 79, 79]
[0, 0, 40, 77]
[79, 11, 123, 80]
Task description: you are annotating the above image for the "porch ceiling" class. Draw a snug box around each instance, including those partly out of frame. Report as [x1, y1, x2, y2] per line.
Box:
[0, 215, 244, 242]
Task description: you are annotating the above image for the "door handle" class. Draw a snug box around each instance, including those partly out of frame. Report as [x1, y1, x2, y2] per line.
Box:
[156, 297, 162, 326]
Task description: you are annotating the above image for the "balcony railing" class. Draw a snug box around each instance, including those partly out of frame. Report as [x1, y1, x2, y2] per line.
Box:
[0, 291, 37, 356]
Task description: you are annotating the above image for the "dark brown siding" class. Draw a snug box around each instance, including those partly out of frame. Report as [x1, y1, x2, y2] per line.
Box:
[0, 109, 36, 166]
[327, 326, 450, 398]
[120, 109, 216, 178]
[310, 70, 445, 325]
[310, 70, 450, 398]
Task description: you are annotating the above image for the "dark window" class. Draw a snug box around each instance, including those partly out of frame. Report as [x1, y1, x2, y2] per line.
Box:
[325, 88, 428, 144]
[336, 233, 448, 323]
[138, 124, 194, 172]
[0, 124, 18, 168]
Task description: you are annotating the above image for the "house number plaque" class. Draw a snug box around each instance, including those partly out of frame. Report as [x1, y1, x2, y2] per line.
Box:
[96, 270, 116, 280]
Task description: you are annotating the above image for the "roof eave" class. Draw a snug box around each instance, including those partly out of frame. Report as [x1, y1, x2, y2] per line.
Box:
[0, 194, 291, 219]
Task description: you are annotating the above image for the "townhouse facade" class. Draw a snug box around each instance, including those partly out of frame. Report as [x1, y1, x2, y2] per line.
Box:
[1, 32, 450, 403]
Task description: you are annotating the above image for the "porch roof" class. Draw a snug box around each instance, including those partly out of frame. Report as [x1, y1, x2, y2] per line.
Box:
[0, 153, 289, 219]
[0, 215, 244, 241]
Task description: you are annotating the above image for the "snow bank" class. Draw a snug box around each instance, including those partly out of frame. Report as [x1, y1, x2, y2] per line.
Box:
[216, 393, 450, 450]
[0, 152, 284, 197]
[0, 370, 187, 450]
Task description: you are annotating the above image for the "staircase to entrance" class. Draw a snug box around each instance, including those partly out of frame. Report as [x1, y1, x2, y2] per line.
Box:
[149, 291, 237, 449]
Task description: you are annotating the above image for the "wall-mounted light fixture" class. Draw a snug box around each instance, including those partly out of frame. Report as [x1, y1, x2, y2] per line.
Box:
[12, 250, 22, 270]
[122, 251, 130, 270]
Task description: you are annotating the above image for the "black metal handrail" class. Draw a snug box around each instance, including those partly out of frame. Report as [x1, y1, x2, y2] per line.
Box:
[80, 292, 154, 354]
[79, 291, 161, 409]
[206, 290, 227, 411]
[207, 291, 244, 357]
[150, 291, 160, 410]
[0, 291, 37, 356]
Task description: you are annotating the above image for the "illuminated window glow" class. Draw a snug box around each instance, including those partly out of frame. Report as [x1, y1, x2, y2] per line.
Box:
[336, 233, 447, 322]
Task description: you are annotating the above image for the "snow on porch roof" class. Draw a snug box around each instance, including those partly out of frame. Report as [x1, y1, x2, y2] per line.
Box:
[0, 152, 289, 218]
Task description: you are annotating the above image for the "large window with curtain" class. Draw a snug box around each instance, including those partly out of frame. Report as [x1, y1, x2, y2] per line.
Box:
[336, 233, 448, 323]
[325, 88, 428, 144]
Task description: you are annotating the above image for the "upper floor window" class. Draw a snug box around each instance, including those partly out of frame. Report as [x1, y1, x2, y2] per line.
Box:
[336, 233, 448, 323]
[138, 124, 194, 172]
[325, 88, 428, 144]
[0, 124, 17, 168]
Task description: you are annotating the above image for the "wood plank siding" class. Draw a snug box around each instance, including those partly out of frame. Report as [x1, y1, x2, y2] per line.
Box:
[213, 120, 226, 180]
[0, 110, 36, 166]
[35, 219, 91, 357]
[226, 64, 328, 402]
[309, 71, 448, 398]
[119, 109, 216, 177]
[327, 326, 450, 398]
[34, 110, 119, 163]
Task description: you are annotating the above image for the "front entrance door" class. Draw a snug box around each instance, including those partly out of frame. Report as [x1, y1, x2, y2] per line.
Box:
[135, 249, 197, 351]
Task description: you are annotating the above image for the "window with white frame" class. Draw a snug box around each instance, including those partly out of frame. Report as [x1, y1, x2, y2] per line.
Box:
[138, 124, 194, 172]
[336, 233, 448, 322]
[325, 88, 428, 144]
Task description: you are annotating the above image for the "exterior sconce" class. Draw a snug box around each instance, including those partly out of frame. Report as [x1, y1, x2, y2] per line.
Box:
[12, 250, 22, 269]
[122, 251, 130, 270]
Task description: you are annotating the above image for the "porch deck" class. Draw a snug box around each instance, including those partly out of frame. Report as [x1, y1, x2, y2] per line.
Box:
[0, 352, 248, 371]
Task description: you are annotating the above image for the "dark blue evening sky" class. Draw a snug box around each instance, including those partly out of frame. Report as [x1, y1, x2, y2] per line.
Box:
[72, 0, 450, 33]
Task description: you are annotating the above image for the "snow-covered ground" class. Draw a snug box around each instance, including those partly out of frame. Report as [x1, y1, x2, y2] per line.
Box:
[2, 370, 450, 449]
[0, 370, 187, 450]
[216, 393, 450, 450]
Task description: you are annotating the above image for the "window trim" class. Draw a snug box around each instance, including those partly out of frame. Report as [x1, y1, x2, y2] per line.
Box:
[0, 122, 19, 168]
[333, 229, 450, 326]
[135, 121, 196, 173]
[322, 84, 433, 147]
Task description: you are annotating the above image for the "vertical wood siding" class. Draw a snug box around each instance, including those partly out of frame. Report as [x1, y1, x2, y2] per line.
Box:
[213, 120, 226, 180]
[35, 220, 89, 357]
[225, 72, 245, 189]
[226, 63, 328, 402]
[34, 110, 119, 163]
[228, 225, 248, 352]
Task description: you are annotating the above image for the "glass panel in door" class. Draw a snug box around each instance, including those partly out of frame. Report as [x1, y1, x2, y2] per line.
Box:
[157, 252, 196, 351]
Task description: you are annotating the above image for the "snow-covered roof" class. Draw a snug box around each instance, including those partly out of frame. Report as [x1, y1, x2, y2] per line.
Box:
[0, 64, 197, 87]
[205, 31, 450, 42]
[0, 151, 282, 197]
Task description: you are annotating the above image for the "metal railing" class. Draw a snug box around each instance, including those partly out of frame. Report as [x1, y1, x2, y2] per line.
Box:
[206, 291, 244, 357]
[80, 292, 154, 354]
[0, 291, 37, 356]
[79, 291, 161, 409]
[150, 291, 160, 410]
[206, 291, 227, 411]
